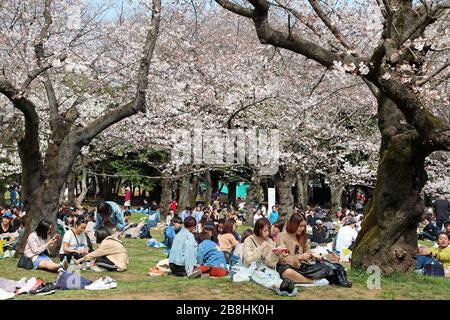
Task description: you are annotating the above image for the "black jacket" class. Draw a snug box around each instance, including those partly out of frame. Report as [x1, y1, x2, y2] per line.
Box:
[433, 199, 450, 221]
[423, 222, 438, 237]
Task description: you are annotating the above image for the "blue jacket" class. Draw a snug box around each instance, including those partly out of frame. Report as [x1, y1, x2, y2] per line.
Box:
[169, 228, 198, 275]
[146, 210, 161, 228]
[95, 201, 125, 231]
[197, 239, 228, 269]
[269, 211, 279, 225]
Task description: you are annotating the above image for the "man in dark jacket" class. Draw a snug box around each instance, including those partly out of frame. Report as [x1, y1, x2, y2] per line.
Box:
[418, 217, 437, 241]
[432, 195, 450, 231]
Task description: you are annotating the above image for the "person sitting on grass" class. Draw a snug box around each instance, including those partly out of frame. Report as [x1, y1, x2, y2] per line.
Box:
[196, 231, 228, 277]
[417, 232, 450, 271]
[211, 218, 225, 243]
[242, 218, 296, 295]
[218, 219, 240, 264]
[146, 205, 161, 228]
[418, 216, 438, 241]
[24, 219, 67, 272]
[123, 211, 131, 227]
[270, 221, 284, 243]
[59, 216, 90, 263]
[0, 212, 18, 249]
[95, 201, 125, 231]
[311, 220, 332, 244]
[276, 213, 352, 287]
[168, 216, 201, 278]
[76, 227, 128, 272]
[163, 216, 183, 254]
[233, 229, 253, 262]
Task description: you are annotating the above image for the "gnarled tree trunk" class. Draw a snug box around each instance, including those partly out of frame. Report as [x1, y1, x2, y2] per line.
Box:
[352, 95, 431, 272]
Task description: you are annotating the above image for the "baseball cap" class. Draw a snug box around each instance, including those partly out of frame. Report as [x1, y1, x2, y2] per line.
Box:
[2, 212, 13, 219]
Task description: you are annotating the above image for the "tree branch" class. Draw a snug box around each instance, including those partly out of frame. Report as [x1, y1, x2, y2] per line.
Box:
[72, 0, 161, 145]
[307, 0, 354, 51]
[417, 59, 450, 86]
[215, 0, 254, 18]
[227, 96, 276, 128]
[34, 0, 60, 130]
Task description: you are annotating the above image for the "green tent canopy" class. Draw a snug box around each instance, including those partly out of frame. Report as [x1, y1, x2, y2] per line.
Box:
[218, 182, 248, 198]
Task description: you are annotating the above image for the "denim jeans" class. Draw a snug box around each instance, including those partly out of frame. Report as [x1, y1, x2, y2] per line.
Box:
[416, 255, 433, 270]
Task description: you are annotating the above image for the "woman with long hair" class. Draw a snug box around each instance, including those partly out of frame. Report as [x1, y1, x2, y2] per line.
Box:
[218, 219, 239, 263]
[276, 213, 352, 287]
[24, 219, 67, 272]
[241, 218, 296, 295]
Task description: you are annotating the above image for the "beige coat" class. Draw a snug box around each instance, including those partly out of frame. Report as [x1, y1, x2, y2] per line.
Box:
[78, 234, 128, 271]
[276, 231, 310, 268]
[242, 235, 279, 269]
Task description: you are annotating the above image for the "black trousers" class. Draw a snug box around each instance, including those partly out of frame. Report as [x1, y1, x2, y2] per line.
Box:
[95, 256, 117, 270]
[169, 263, 186, 276]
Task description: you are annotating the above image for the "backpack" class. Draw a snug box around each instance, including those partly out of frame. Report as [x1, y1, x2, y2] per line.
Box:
[139, 223, 152, 239]
[423, 258, 445, 277]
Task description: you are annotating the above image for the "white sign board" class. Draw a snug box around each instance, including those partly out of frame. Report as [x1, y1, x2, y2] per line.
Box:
[268, 188, 276, 215]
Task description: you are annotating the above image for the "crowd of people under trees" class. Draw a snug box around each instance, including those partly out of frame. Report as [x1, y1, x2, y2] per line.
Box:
[0, 185, 449, 299]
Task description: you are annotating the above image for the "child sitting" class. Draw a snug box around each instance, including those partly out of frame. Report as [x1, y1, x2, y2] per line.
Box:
[163, 216, 182, 254]
[196, 231, 228, 277]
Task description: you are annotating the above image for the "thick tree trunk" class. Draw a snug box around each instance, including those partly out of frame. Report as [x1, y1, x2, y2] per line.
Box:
[295, 172, 309, 211]
[67, 171, 76, 207]
[228, 181, 237, 207]
[245, 171, 262, 225]
[273, 168, 295, 218]
[204, 169, 212, 206]
[352, 95, 431, 273]
[190, 174, 199, 205]
[75, 169, 88, 208]
[329, 177, 344, 214]
[178, 169, 191, 210]
[160, 175, 172, 218]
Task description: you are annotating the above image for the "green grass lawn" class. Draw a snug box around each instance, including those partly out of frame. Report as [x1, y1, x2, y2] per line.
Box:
[1, 213, 449, 300]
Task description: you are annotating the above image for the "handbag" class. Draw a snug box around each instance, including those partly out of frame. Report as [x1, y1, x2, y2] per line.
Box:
[17, 255, 34, 270]
[297, 261, 334, 279]
[423, 258, 445, 277]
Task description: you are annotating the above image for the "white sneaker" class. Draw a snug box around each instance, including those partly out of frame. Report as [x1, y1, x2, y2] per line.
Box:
[296, 278, 329, 287]
[10, 250, 16, 257]
[3, 250, 11, 258]
[0, 288, 15, 300]
[104, 276, 117, 289]
[17, 277, 37, 295]
[85, 278, 107, 291]
[313, 279, 329, 286]
[85, 277, 117, 291]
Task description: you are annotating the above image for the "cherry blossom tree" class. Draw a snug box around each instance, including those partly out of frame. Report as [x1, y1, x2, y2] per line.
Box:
[214, 0, 450, 272]
[0, 0, 161, 252]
